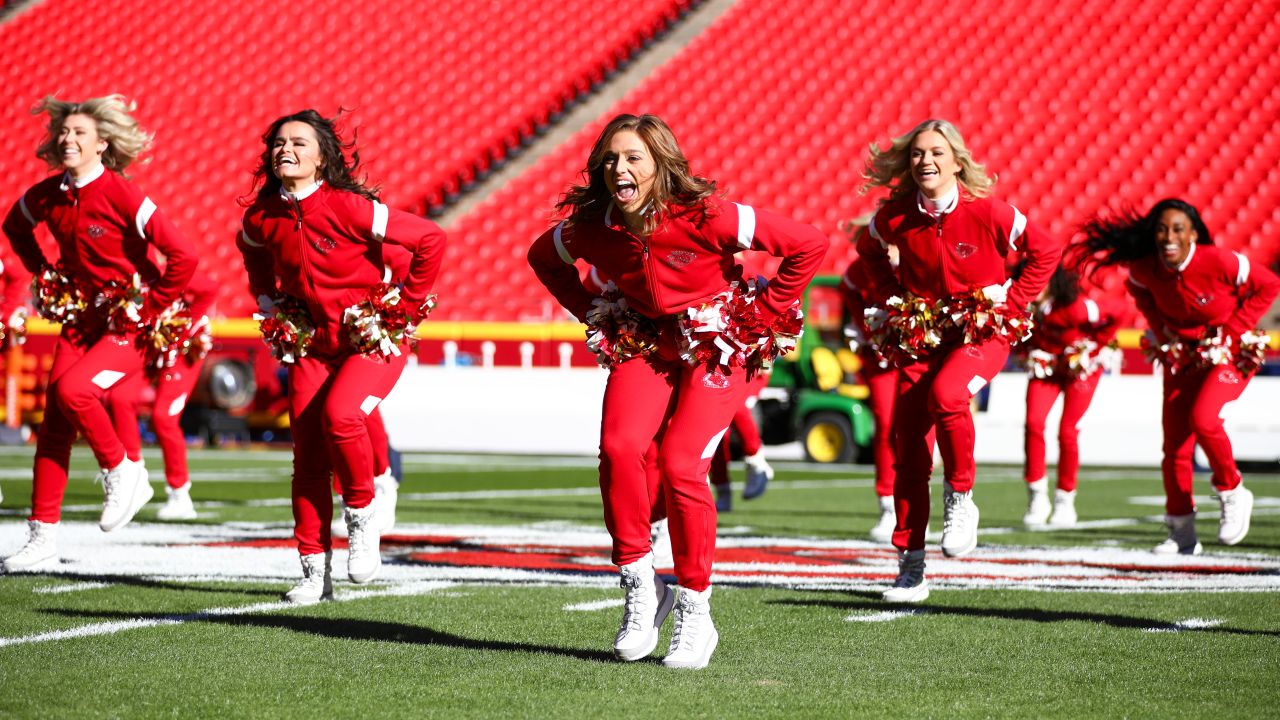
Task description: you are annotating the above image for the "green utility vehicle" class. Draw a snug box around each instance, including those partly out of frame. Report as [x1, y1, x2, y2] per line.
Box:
[758, 275, 875, 463]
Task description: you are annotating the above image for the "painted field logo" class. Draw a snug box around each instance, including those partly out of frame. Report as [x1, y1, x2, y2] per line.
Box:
[5, 522, 1278, 593]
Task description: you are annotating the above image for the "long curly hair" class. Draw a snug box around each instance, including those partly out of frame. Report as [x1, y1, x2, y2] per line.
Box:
[244, 109, 379, 206]
[1071, 198, 1213, 279]
[556, 114, 716, 234]
[861, 118, 994, 202]
[32, 94, 152, 173]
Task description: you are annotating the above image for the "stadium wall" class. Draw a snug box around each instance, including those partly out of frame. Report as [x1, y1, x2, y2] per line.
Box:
[380, 366, 1280, 466]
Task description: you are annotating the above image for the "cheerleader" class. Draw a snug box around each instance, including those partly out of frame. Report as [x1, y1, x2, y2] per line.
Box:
[106, 271, 217, 520]
[1, 95, 198, 572]
[856, 119, 1062, 602]
[529, 113, 825, 668]
[838, 243, 902, 543]
[1018, 265, 1123, 528]
[1075, 199, 1279, 553]
[236, 109, 445, 602]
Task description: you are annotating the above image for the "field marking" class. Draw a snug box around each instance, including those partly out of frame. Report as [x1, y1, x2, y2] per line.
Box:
[32, 581, 112, 595]
[0, 580, 456, 649]
[846, 609, 926, 623]
[1143, 617, 1224, 633]
[563, 598, 626, 612]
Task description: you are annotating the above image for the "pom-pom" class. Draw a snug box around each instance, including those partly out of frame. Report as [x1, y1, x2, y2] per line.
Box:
[584, 283, 659, 369]
[677, 278, 803, 377]
[864, 293, 942, 366]
[31, 265, 87, 327]
[142, 304, 210, 372]
[342, 283, 430, 358]
[936, 285, 1035, 346]
[1236, 329, 1270, 376]
[94, 273, 146, 333]
[254, 294, 314, 364]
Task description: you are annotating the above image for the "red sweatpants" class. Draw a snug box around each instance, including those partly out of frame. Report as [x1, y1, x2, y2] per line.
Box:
[708, 373, 767, 488]
[367, 407, 390, 476]
[107, 354, 205, 489]
[1161, 364, 1249, 515]
[891, 336, 1010, 551]
[863, 362, 899, 498]
[1023, 372, 1101, 492]
[30, 330, 147, 523]
[600, 356, 754, 591]
[289, 350, 408, 556]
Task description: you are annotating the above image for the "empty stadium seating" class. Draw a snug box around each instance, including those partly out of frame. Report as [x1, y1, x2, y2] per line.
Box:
[441, 0, 1280, 320]
[0, 0, 692, 317]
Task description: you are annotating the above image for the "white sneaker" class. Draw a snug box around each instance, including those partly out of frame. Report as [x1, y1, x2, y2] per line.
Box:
[1153, 513, 1202, 555]
[649, 518, 673, 569]
[940, 486, 979, 557]
[882, 549, 928, 603]
[99, 458, 153, 532]
[344, 502, 381, 583]
[1217, 484, 1254, 546]
[372, 470, 399, 534]
[869, 495, 896, 543]
[662, 586, 718, 669]
[742, 453, 774, 500]
[1047, 489, 1078, 528]
[613, 554, 675, 661]
[1023, 478, 1051, 527]
[157, 482, 198, 520]
[3, 520, 59, 572]
[283, 551, 333, 604]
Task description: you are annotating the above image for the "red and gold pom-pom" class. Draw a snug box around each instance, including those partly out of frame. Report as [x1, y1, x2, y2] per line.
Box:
[1235, 329, 1270, 377]
[1140, 330, 1188, 374]
[677, 278, 804, 378]
[141, 303, 211, 373]
[584, 283, 659, 370]
[31, 265, 87, 327]
[936, 286, 1035, 347]
[341, 283, 430, 358]
[254, 294, 315, 364]
[94, 273, 147, 333]
[865, 293, 942, 367]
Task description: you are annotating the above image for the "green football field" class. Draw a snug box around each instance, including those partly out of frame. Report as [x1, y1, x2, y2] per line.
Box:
[0, 446, 1277, 719]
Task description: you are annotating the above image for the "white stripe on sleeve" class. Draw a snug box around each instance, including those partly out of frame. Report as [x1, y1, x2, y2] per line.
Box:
[239, 220, 263, 248]
[734, 203, 756, 250]
[1008, 206, 1027, 251]
[371, 201, 389, 240]
[1126, 275, 1146, 289]
[552, 222, 574, 264]
[18, 197, 36, 227]
[868, 216, 889, 249]
[1084, 298, 1099, 324]
[383, 265, 393, 283]
[135, 198, 157, 238]
[1234, 252, 1250, 286]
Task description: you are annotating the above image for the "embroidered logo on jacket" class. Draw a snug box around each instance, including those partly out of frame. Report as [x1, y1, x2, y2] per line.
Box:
[87, 225, 106, 239]
[664, 250, 696, 269]
[954, 242, 977, 258]
[310, 236, 338, 254]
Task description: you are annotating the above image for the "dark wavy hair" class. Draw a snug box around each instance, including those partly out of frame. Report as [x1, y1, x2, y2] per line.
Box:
[1070, 198, 1213, 279]
[556, 113, 716, 233]
[243, 109, 379, 206]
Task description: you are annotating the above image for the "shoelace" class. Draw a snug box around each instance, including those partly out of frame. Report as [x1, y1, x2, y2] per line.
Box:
[895, 557, 924, 588]
[348, 519, 368, 560]
[619, 572, 649, 632]
[943, 493, 971, 534]
[670, 598, 705, 652]
[101, 470, 122, 509]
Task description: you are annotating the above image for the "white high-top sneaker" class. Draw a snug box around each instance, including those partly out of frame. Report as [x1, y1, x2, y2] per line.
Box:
[99, 458, 153, 532]
[1047, 489, 1078, 528]
[649, 519, 673, 569]
[1023, 478, 1051, 526]
[869, 495, 896, 543]
[613, 553, 675, 661]
[662, 586, 718, 669]
[1153, 513, 1202, 555]
[344, 503, 381, 583]
[882, 548, 928, 603]
[283, 551, 333, 604]
[742, 452, 774, 500]
[940, 485, 980, 557]
[372, 470, 399, 534]
[157, 482, 198, 520]
[1217, 484, 1254, 546]
[3, 520, 59, 572]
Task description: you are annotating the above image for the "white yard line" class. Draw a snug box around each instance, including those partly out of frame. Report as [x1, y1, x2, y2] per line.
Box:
[33, 581, 112, 595]
[563, 598, 626, 612]
[1143, 617, 1224, 633]
[846, 609, 927, 623]
[0, 580, 456, 649]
